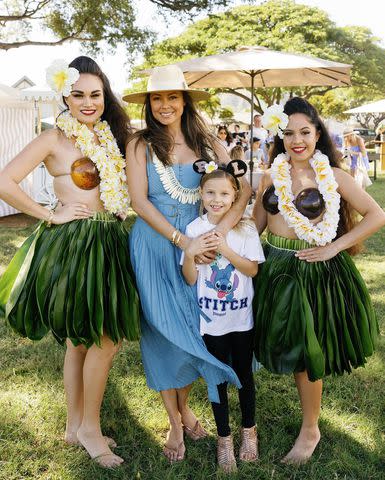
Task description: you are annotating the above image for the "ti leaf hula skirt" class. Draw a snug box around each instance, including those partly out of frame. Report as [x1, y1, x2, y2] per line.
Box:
[253, 233, 378, 381]
[0, 212, 140, 347]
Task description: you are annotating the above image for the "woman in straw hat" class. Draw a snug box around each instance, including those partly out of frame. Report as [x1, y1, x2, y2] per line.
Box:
[124, 65, 251, 463]
[0, 56, 139, 468]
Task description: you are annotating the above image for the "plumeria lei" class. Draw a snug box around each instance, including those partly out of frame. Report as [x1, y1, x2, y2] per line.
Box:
[56, 111, 130, 214]
[270, 150, 340, 245]
[261, 104, 288, 139]
[46, 59, 79, 96]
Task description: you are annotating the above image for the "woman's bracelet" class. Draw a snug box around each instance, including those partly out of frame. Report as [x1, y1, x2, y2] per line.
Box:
[171, 229, 182, 246]
[171, 229, 178, 244]
[174, 232, 182, 247]
[46, 209, 54, 227]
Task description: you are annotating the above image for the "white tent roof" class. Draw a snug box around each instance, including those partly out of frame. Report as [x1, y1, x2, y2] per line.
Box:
[20, 85, 60, 102]
[0, 83, 21, 105]
[345, 99, 385, 114]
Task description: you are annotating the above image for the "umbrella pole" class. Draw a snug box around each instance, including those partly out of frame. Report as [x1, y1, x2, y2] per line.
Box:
[249, 72, 256, 190]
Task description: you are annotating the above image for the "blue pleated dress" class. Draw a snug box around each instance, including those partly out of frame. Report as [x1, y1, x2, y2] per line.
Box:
[129, 154, 240, 402]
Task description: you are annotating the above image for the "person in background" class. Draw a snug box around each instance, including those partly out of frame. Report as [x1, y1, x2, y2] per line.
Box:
[343, 127, 369, 174]
[229, 145, 245, 161]
[245, 137, 265, 169]
[217, 125, 236, 153]
[232, 124, 248, 149]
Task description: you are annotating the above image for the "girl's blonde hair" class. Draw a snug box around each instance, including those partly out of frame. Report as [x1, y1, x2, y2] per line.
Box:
[229, 145, 244, 161]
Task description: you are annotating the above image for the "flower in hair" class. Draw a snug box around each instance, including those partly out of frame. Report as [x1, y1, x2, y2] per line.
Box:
[205, 161, 218, 174]
[46, 59, 80, 96]
[261, 104, 288, 139]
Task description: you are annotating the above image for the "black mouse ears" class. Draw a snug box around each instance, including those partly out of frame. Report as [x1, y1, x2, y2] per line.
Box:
[192, 159, 248, 178]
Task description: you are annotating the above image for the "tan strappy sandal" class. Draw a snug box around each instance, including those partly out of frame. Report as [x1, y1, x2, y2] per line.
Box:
[183, 420, 208, 441]
[239, 426, 259, 462]
[217, 435, 237, 473]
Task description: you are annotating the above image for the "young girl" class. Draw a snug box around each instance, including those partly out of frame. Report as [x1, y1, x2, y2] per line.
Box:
[253, 97, 385, 464]
[181, 161, 265, 473]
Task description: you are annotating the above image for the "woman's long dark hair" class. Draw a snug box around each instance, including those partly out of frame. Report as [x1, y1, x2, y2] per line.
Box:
[63, 56, 131, 156]
[132, 91, 217, 165]
[217, 125, 233, 147]
[269, 97, 360, 254]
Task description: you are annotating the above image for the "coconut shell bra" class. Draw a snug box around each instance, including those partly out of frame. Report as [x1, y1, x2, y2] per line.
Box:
[70, 157, 100, 190]
[262, 184, 325, 219]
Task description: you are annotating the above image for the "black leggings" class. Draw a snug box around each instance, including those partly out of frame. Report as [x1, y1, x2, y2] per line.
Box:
[203, 329, 255, 437]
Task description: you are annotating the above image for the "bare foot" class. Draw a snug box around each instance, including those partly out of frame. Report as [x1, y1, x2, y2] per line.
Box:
[281, 426, 321, 465]
[64, 432, 117, 448]
[77, 427, 124, 468]
[180, 407, 207, 440]
[163, 425, 185, 463]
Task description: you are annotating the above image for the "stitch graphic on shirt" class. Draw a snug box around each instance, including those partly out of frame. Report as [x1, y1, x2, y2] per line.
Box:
[205, 264, 239, 301]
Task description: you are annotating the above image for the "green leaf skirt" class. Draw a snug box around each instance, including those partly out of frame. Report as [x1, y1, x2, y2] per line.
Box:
[253, 233, 378, 381]
[0, 212, 140, 347]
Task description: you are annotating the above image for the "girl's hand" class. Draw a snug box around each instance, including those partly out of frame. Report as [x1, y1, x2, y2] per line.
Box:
[195, 250, 217, 265]
[52, 203, 93, 224]
[295, 243, 340, 262]
[213, 231, 228, 255]
[185, 232, 219, 259]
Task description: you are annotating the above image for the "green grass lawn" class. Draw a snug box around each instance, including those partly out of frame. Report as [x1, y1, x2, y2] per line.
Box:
[0, 177, 384, 480]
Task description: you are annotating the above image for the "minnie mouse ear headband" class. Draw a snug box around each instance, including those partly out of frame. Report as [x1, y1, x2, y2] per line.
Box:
[46, 59, 80, 96]
[193, 159, 248, 185]
[122, 65, 210, 104]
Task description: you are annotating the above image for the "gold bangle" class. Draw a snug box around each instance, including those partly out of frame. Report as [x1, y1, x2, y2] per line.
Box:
[174, 232, 182, 247]
[171, 229, 179, 244]
[46, 209, 54, 227]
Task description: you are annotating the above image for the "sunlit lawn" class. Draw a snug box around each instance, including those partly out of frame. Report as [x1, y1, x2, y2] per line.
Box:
[0, 174, 384, 480]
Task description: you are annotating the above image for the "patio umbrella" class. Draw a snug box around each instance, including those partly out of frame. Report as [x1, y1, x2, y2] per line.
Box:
[144, 46, 352, 182]
[345, 99, 385, 114]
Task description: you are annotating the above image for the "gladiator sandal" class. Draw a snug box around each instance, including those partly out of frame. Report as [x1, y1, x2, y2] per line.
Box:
[239, 426, 259, 462]
[217, 435, 237, 473]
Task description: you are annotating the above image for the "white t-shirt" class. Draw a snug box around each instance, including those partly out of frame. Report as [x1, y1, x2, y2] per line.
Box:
[180, 214, 265, 336]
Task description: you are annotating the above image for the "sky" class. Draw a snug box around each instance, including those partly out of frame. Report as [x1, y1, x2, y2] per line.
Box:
[1, 0, 385, 94]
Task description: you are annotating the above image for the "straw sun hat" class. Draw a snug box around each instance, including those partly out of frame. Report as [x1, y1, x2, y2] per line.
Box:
[122, 65, 210, 104]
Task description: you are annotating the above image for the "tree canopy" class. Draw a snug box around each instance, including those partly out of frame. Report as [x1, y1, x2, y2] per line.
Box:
[135, 0, 385, 119]
[0, 0, 232, 53]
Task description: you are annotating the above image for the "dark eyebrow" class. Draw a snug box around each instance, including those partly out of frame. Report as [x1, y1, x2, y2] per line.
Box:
[284, 127, 312, 132]
[71, 89, 102, 94]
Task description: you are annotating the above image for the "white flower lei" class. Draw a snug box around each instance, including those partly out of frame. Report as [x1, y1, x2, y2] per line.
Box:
[152, 152, 200, 204]
[270, 150, 340, 246]
[56, 111, 130, 214]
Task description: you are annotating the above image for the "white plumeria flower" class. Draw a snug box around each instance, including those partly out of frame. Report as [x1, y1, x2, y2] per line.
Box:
[46, 59, 80, 96]
[205, 161, 218, 174]
[261, 104, 289, 139]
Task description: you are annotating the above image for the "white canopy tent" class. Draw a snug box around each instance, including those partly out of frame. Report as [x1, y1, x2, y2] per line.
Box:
[0, 84, 35, 217]
[345, 99, 385, 114]
[0, 84, 61, 217]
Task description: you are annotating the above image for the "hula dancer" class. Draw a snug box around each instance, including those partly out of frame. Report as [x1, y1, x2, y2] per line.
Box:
[252, 97, 385, 464]
[0, 56, 139, 468]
